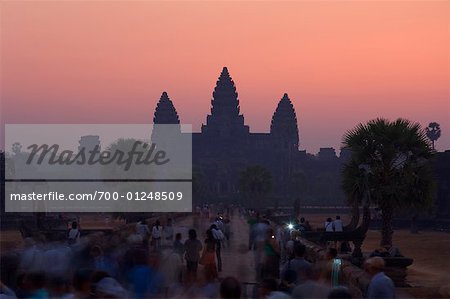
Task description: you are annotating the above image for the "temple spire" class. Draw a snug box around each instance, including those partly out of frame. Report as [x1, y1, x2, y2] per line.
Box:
[270, 93, 299, 149]
[153, 91, 180, 124]
[201, 67, 249, 137]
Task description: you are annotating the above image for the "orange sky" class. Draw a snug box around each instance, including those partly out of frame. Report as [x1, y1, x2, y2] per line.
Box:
[1, 1, 449, 153]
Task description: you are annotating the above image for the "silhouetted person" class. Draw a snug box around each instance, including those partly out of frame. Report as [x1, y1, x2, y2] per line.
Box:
[184, 229, 202, 282]
[210, 224, 224, 272]
[333, 216, 343, 232]
[281, 242, 311, 284]
[68, 221, 80, 245]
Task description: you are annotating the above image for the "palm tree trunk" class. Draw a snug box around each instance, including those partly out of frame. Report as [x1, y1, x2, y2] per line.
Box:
[380, 205, 394, 246]
[348, 202, 360, 230]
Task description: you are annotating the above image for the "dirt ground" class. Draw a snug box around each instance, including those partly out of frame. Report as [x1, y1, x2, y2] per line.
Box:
[363, 230, 450, 289]
[301, 213, 450, 297]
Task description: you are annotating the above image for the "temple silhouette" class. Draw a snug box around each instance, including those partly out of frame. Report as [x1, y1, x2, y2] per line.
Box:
[153, 67, 349, 203]
[151, 67, 450, 215]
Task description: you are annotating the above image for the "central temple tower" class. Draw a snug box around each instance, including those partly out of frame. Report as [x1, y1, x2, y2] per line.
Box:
[201, 67, 249, 138]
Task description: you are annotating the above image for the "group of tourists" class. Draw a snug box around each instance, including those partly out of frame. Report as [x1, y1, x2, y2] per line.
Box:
[1, 207, 397, 299]
[246, 212, 396, 299]
[324, 216, 343, 233]
[0, 209, 240, 299]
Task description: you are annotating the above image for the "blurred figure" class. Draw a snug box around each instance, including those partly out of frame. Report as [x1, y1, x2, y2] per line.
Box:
[201, 229, 218, 280]
[159, 247, 182, 297]
[42, 242, 72, 278]
[200, 266, 220, 299]
[173, 233, 184, 259]
[164, 218, 174, 245]
[247, 213, 259, 251]
[68, 221, 81, 245]
[299, 217, 312, 232]
[151, 220, 163, 250]
[184, 229, 203, 282]
[135, 219, 150, 240]
[89, 245, 118, 278]
[281, 242, 311, 284]
[19, 238, 43, 274]
[324, 218, 334, 232]
[95, 277, 127, 299]
[210, 224, 225, 272]
[220, 277, 241, 299]
[253, 219, 269, 277]
[126, 248, 161, 298]
[262, 228, 280, 279]
[324, 248, 342, 287]
[333, 216, 343, 232]
[364, 257, 395, 299]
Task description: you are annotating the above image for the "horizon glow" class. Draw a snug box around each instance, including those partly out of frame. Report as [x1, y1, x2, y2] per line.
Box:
[1, 1, 449, 154]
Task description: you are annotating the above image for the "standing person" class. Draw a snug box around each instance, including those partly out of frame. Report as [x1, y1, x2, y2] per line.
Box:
[210, 224, 225, 272]
[159, 247, 183, 297]
[152, 220, 162, 250]
[173, 233, 184, 259]
[319, 248, 343, 288]
[365, 257, 395, 299]
[281, 242, 312, 284]
[262, 228, 280, 279]
[164, 218, 174, 245]
[254, 219, 269, 277]
[333, 216, 343, 232]
[184, 229, 203, 282]
[324, 218, 334, 232]
[136, 219, 150, 240]
[247, 213, 259, 250]
[201, 229, 218, 280]
[68, 221, 80, 245]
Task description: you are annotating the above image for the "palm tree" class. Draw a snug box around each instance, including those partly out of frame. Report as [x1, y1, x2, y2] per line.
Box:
[343, 118, 435, 246]
[239, 165, 272, 209]
[426, 122, 441, 150]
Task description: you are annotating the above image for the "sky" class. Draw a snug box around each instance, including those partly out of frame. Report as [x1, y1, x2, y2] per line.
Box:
[1, 1, 449, 154]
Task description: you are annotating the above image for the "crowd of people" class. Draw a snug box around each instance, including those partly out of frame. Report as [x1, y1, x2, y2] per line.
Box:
[0, 207, 396, 299]
[0, 207, 240, 299]
[246, 212, 396, 299]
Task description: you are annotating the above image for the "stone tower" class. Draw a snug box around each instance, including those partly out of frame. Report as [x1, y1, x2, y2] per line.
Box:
[201, 67, 249, 138]
[153, 92, 180, 124]
[270, 93, 299, 150]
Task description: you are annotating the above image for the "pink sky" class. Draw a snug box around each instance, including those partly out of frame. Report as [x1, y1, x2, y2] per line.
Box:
[1, 1, 449, 153]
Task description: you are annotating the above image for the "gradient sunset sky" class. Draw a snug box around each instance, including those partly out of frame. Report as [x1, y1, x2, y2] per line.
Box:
[1, 1, 449, 153]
